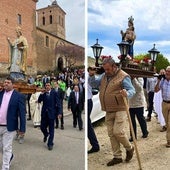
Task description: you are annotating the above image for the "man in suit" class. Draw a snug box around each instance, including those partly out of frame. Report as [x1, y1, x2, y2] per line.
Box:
[53, 80, 64, 130]
[0, 77, 26, 170]
[68, 85, 84, 131]
[42, 75, 50, 88]
[38, 82, 62, 150]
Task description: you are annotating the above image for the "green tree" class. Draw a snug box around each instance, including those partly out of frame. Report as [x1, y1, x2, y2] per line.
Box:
[134, 53, 170, 73]
[155, 54, 170, 72]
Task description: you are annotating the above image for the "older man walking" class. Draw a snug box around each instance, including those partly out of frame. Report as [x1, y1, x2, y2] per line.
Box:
[89, 58, 135, 166]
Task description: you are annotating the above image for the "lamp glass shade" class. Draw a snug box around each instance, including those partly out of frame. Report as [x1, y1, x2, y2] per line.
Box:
[91, 39, 104, 58]
[148, 44, 160, 62]
[117, 41, 130, 56]
[92, 46, 103, 58]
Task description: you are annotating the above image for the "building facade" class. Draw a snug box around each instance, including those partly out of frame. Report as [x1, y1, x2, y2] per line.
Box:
[0, 0, 38, 76]
[0, 0, 84, 77]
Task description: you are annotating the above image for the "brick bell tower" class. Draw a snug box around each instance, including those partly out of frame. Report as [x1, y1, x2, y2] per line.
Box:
[36, 0, 66, 39]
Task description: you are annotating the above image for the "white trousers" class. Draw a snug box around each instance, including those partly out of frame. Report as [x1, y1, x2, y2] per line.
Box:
[0, 127, 15, 170]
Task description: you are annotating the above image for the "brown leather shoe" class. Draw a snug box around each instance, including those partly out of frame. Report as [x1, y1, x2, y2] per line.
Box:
[166, 141, 170, 148]
[125, 146, 134, 162]
[160, 126, 167, 132]
[107, 158, 123, 166]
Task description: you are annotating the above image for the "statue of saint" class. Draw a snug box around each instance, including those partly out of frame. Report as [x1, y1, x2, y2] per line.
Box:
[120, 16, 136, 57]
[7, 26, 28, 81]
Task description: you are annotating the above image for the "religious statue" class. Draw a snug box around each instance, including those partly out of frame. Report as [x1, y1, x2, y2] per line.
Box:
[120, 16, 136, 58]
[7, 26, 28, 81]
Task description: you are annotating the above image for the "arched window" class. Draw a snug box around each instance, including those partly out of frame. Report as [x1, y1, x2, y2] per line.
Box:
[46, 36, 49, 47]
[59, 15, 60, 24]
[17, 14, 22, 25]
[62, 18, 64, 27]
[50, 15, 52, 24]
[43, 16, 45, 25]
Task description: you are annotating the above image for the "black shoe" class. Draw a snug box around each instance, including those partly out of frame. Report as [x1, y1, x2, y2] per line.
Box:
[142, 132, 149, 138]
[9, 153, 14, 166]
[43, 136, 48, 143]
[55, 125, 58, 129]
[61, 125, 64, 130]
[27, 117, 31, 121]
[79, 128, 83, 131]
[48, 145, 53, 150]
[73, 125, 76, 128]
[160, 126, 167, 132]
[107, 158, 123, 166]
[129, 138, 133, 142]
[88, 147, 100, 154]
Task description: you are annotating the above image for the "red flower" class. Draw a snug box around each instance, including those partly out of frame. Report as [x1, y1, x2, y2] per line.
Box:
[100, 55, 112, 61]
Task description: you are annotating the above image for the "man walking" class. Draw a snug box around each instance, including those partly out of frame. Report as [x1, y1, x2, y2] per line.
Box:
[0, 77, 26, 170]
[38, 82, 62, 150]
[146, 77, 157, 121]
[155, 66, 170, 147]
[53, 80, 64, 130]
[88, 67, 100, 153]
[89, 58, 135, 166]
[68, 85, 84, 131]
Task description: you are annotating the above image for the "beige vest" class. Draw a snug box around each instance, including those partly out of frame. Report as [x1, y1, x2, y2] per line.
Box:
[99, 69, 129, 112]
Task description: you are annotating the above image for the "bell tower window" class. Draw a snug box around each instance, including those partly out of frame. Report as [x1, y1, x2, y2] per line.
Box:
[43, 16, 45, 25]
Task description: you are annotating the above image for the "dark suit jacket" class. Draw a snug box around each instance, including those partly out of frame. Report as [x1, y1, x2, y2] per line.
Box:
[68, 91, 84, 112]
[55, 87, 64, 113]
[42, 77, 50, 87]
[0, 89, 26, 132]
[38, 89, 62, 119]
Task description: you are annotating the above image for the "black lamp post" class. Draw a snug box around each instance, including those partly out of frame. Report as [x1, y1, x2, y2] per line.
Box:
[148, 44, 160, 71]
[117, 40, 130, 59]
[91, 39, 104, 67]
[117, 40, 130, 67]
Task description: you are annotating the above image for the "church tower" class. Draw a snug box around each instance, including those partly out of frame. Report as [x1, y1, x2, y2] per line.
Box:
[36, 0, 66, 39]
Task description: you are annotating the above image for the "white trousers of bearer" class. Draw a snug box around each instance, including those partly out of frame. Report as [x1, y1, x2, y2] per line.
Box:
[0, 126, 15, 170]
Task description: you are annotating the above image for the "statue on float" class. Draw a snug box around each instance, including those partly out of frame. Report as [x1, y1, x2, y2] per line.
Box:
[120, 16, 136, 58]
[7, 26, 28, 81]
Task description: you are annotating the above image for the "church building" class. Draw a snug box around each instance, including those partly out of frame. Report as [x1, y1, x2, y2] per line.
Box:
[0, 0, 84, 76]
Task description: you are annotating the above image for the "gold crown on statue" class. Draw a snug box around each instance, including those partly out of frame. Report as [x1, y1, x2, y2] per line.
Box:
[128, 16, 134, 25]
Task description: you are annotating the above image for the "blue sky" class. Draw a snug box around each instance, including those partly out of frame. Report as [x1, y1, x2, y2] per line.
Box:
[36, 0, 85, 47]
[88, 0, 170, 62]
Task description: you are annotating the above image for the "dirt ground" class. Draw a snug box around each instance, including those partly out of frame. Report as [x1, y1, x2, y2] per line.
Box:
[88, 114, 170, 170]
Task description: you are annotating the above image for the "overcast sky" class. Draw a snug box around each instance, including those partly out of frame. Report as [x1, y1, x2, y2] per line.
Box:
[36, 0, 85, 47]
[88, 0, 170, 62]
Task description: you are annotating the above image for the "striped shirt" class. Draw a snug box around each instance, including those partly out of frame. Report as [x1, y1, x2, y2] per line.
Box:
[159, 79, 170, 101]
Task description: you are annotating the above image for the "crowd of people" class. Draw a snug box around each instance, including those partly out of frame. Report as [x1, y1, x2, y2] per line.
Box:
[88, 57, 170, 167]
[0, 68, 85, 169]
[1, 56, 170, 169]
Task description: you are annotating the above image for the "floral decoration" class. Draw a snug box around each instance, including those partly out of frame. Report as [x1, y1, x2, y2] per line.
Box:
[100, 55, 112, 61]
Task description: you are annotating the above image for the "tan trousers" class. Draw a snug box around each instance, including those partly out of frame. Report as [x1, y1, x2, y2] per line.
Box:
[105, 111, 132, 158]
[162, 102, 170, 142]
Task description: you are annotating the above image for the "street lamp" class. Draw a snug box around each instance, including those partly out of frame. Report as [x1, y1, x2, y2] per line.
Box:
[148, 44, 160, 71]
[117, 40, 130, 67]
[117, 40, 130, 59]
[91, 39, 104, 67]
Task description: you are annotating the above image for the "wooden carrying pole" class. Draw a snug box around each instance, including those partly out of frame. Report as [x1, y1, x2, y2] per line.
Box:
[123, 97, 142, 170]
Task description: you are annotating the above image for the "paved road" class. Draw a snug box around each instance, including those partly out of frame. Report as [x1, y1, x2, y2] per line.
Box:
[2, 107, 85, 170]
